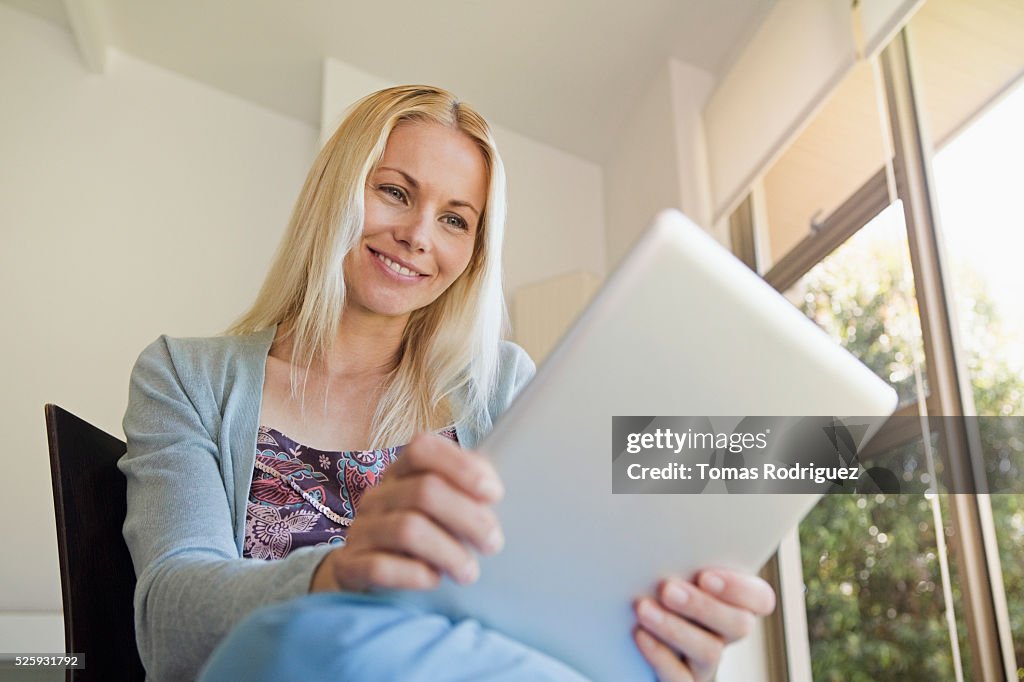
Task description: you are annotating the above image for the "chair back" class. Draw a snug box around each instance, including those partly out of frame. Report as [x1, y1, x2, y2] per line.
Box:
[45, 404, 146, 681]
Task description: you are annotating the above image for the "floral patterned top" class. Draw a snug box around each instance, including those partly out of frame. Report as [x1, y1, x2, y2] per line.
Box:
[243, 425, 458, 561]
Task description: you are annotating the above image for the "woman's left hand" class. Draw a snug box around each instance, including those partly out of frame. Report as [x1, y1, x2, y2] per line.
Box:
[633, 568, 776, 681]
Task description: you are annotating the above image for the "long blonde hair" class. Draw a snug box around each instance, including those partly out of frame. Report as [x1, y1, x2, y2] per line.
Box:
[228, 85, 508, 447]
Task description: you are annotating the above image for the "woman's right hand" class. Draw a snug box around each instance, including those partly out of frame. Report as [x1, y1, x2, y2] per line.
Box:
[310, 431, 505, 593]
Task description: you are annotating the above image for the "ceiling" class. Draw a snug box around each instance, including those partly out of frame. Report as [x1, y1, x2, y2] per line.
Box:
[4, 0, 775, 162]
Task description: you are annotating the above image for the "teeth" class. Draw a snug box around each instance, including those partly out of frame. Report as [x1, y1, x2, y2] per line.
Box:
[375, 251, 419, 277]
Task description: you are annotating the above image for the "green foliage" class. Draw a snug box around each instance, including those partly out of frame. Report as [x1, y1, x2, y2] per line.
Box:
[801, 494, 958, 681]
[789, 224, 1024, 678]
[993, 494, 1024, 678]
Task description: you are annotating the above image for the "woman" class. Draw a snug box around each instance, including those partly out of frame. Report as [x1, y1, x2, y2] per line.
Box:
[120, 85, 774, 682]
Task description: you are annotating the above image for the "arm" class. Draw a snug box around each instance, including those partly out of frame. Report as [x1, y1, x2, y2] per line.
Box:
[119, 337, 334, 682]
[487, 340, 536, 422]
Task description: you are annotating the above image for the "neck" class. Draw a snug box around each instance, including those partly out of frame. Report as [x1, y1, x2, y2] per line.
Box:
[274, 306, 409, 381]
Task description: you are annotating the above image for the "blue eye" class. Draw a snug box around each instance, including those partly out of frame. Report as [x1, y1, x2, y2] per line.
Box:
[379, 185, 407, 203]
[443, 214, 469, 231]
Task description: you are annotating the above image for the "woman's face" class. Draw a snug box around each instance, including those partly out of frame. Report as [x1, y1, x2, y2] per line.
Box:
[344, 120, 488, 322]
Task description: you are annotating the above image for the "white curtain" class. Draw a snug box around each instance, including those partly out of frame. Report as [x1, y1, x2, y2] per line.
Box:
[703, 0, 924, 222]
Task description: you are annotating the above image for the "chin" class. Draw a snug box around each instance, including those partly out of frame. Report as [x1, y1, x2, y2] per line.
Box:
[351, 293, 421, 319]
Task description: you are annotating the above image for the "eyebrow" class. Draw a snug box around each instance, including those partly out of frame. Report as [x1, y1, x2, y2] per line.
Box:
[377, 166, 481, 217]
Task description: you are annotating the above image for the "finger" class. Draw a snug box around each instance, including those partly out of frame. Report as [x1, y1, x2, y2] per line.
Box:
[634, 627, 694, 682]
[348, 511, 480, 585]
[358, 472, 504, 555]
[694, 569, 776, 616]
[389, 432, 503, 503]
[334, 550, 441, 592]
[636, 599, 721, 680]
[658, 580, 757, 644]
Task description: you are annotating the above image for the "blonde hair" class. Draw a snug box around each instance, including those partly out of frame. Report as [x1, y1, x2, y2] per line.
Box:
[228, 85, 508, 447]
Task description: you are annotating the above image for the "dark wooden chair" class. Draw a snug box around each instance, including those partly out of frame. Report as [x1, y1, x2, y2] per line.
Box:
[45, 404, 146, 682]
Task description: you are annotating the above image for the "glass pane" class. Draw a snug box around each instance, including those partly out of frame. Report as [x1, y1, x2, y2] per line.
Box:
[784, 202, 927, 407]
[784, 205, 964, 680]
[913, 1, 1024, 675]
[932, 78, 1024, 416]
[801, 487, 962, 680]
[931, 73, 1024, 674]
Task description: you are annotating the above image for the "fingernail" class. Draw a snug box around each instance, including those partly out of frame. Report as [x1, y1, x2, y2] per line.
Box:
[665, 582, 689, 608]
[639, 600, 664, 625]
[455, 561, 479, 585]
[476, 476, 503, 500]
[702, 572, 725, 594]
[635, 628, 656, 651]
[484, 527, 504, 554]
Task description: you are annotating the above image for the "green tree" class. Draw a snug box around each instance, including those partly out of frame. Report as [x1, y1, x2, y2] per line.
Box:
[787, 223, 1024, 680]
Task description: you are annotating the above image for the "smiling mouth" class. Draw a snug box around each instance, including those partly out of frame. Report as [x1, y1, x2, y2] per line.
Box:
[369, 247, 427, 277]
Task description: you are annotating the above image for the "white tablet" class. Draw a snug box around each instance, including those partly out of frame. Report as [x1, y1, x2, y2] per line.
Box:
[397, 209, 898, 679]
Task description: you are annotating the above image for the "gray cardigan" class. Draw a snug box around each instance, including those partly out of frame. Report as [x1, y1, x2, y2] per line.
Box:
[119, 327, 536, 682]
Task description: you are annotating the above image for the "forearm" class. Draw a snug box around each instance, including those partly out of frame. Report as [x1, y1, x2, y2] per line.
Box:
[134, 545, 333, 682]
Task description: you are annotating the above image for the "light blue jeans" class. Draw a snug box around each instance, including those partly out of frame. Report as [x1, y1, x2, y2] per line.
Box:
[198, 592, 592, 681]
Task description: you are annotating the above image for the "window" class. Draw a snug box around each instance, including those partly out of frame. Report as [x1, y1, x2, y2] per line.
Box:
[728, 0, 1024, 677]
[785, 206, 966, 680]
[923, 23, 1024, 673]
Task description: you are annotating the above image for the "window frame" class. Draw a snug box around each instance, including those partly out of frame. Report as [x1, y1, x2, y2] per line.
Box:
[733, 27, 1018, 681]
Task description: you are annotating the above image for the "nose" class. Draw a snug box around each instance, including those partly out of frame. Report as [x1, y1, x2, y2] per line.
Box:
[393, 209, 432, 252]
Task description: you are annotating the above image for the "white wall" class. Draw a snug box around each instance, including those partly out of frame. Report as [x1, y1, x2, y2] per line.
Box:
[320, 59, 607, 298]
[603, 59, 717, 271]
[603, 63, 682, 269]
[0, 3, 318, 644]
[668, 60, 717, 235]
